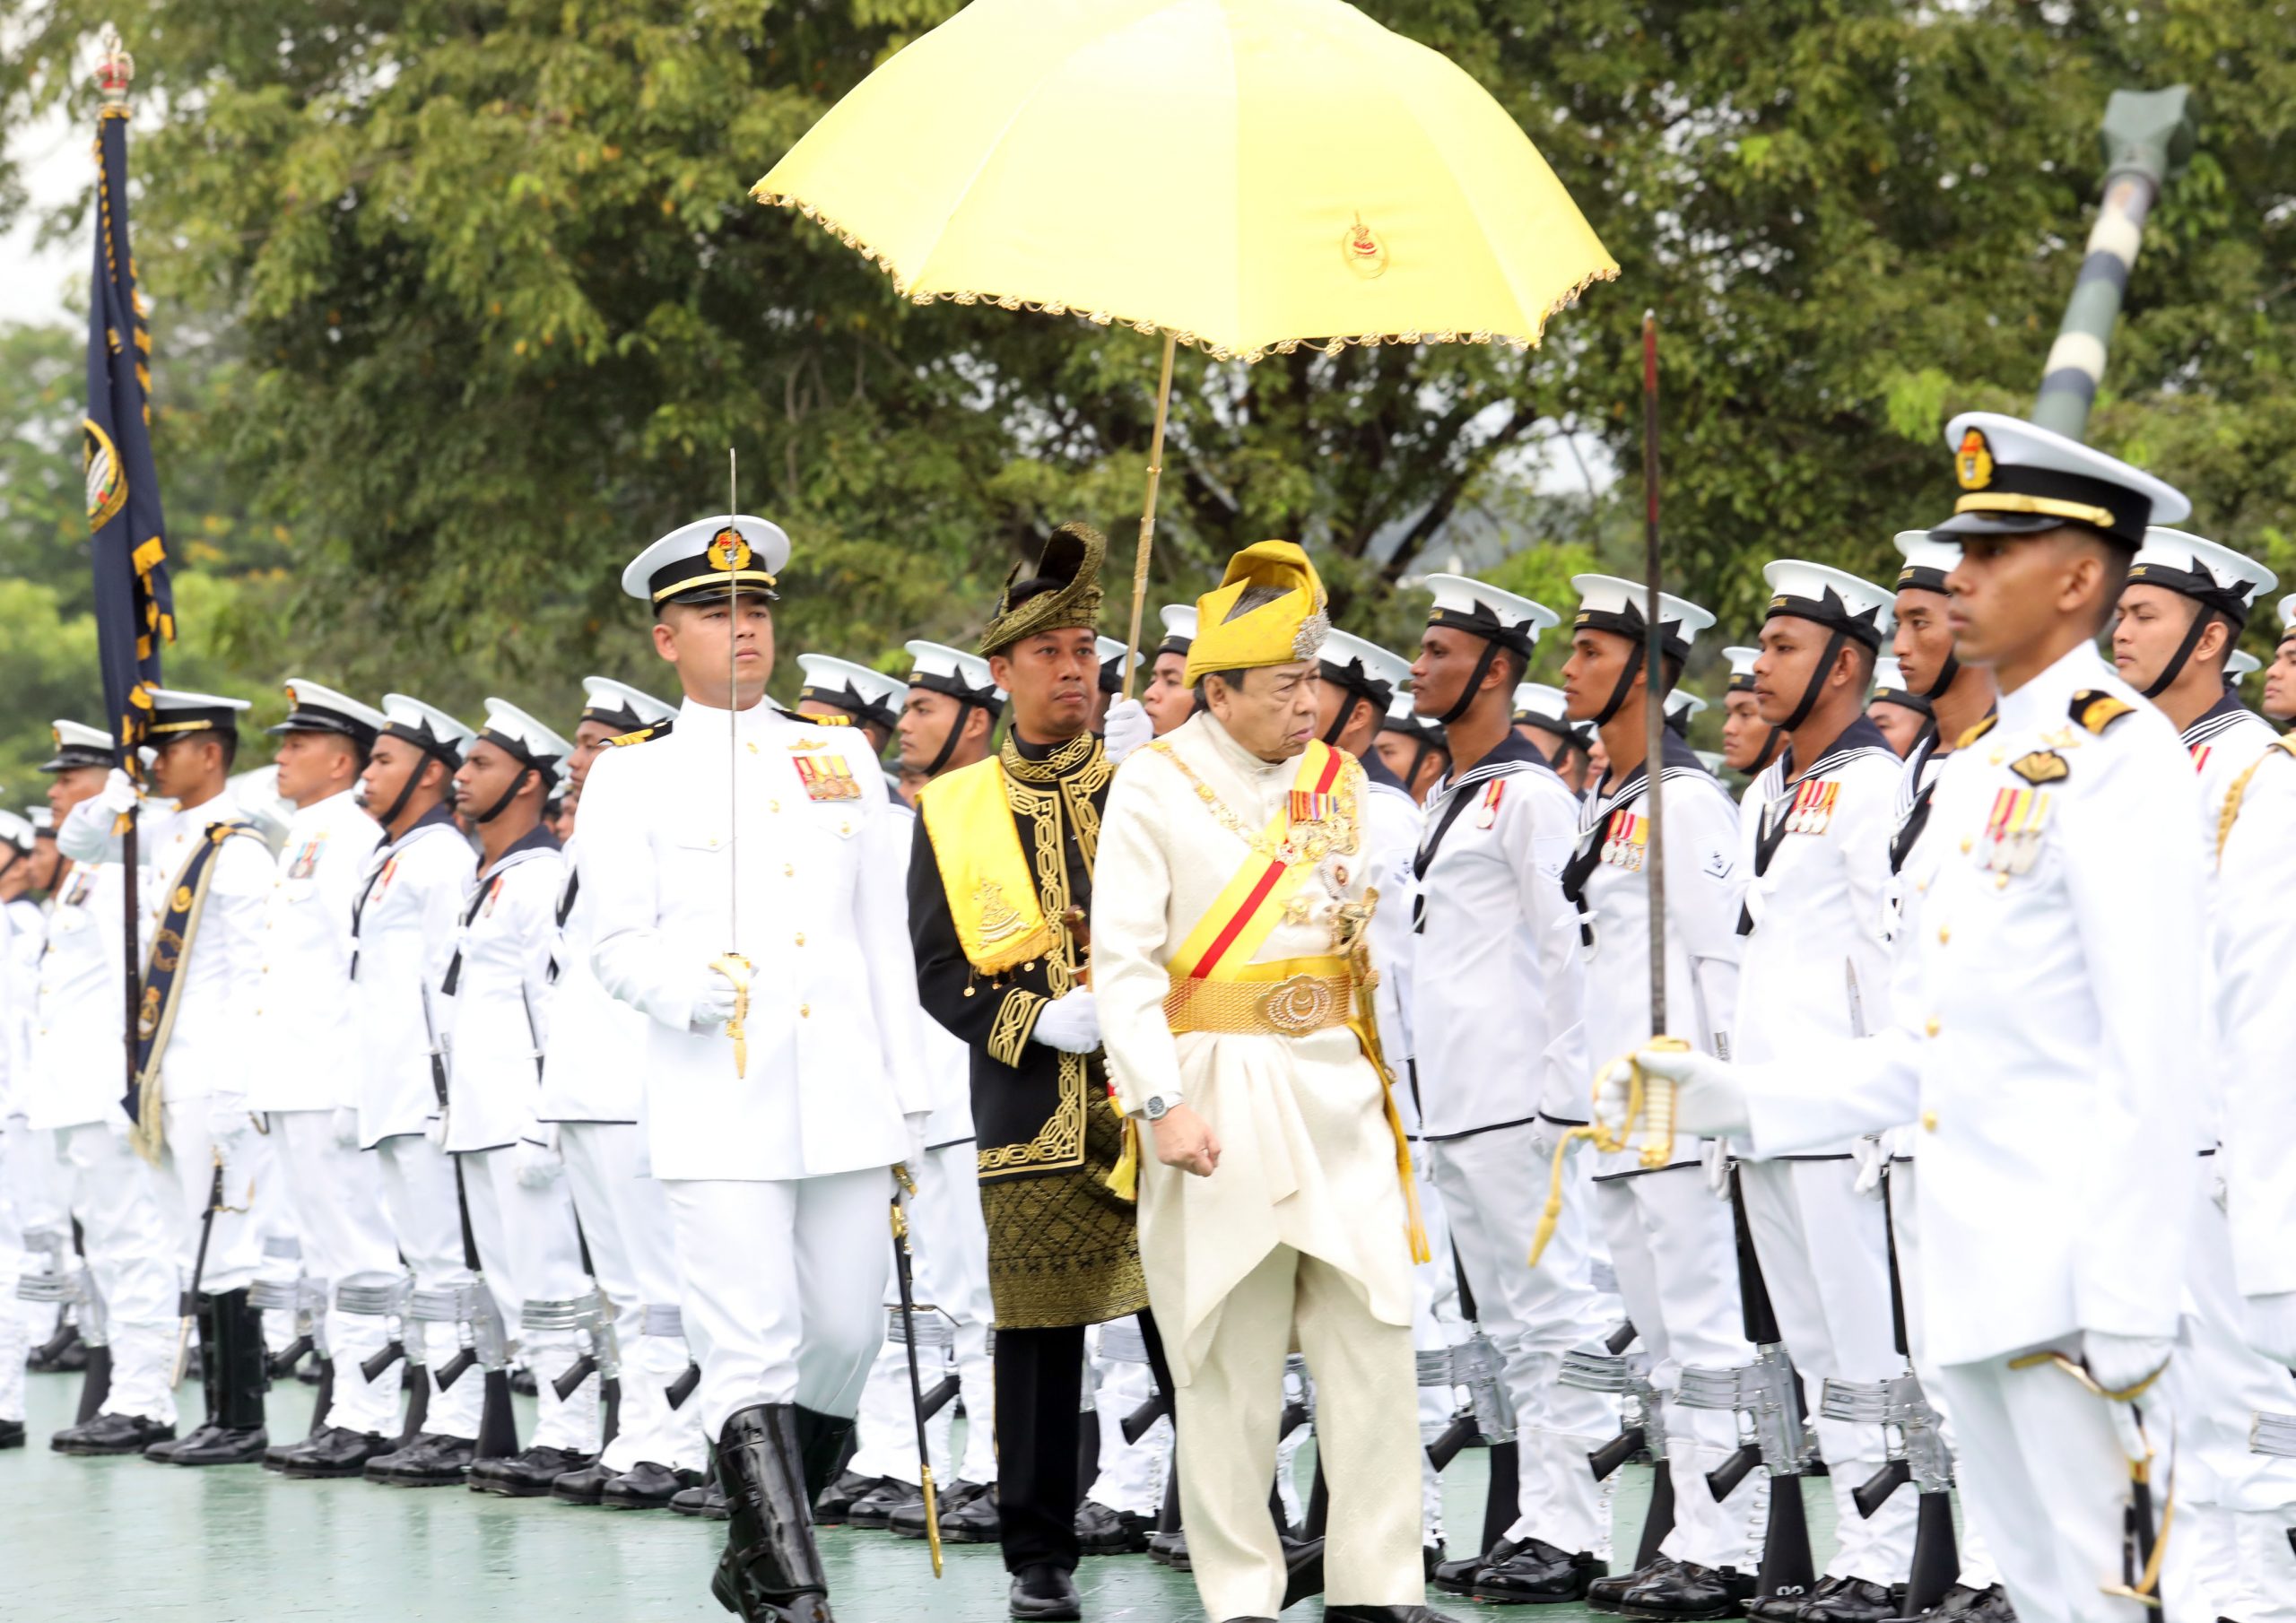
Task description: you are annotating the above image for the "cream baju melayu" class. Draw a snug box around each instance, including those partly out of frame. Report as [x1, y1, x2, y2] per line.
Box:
[1095, 710, 1423, 1621]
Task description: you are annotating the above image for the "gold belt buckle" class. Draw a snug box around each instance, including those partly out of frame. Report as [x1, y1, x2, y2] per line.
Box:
[1258, 973, 1338, 1035]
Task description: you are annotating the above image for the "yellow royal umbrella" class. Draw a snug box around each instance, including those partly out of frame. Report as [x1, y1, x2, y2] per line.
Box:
[752, 0, 1616, 681]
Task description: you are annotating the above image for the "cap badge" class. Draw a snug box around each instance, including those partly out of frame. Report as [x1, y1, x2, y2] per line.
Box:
[1954, 428, 1994, 491]
[1341, 213, 1389, 281]
[706, 527, 752, 572]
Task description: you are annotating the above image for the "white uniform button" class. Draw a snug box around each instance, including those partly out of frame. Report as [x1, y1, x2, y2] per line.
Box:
[799, 1002, 810, 1019]
[795, 933, 804, 947]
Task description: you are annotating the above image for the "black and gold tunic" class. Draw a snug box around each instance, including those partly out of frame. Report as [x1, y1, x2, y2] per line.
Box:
[908, 730, 1148, 1331]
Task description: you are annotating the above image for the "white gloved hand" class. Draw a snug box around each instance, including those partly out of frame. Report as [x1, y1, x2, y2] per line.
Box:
[328, 1106, 362, 1151]
[2081, 1329, 2175, 1397]
[1101, 699, 1154, 766]
[206, 1099, 256, 1145]
[1593, 1043, 1752, 1141]
[511, 1133, 564, 1191]
[98, 767, 141, 818]
[2243, 1292, 2296, 1370]
[691, 958, 750, 1033]
[422, 1114, 448, 1150]
[1851, 1134, 1889, 1199]
[1701, 1138, 1734, 1200]
[1030, 988, 1101, 1054]
[904, 1112, 930, 1170]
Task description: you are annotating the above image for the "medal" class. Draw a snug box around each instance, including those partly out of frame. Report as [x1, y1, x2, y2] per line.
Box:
[792, 752, 863, 803]
[1475, 779, 1506, 829]
[482, 875, 505, 916]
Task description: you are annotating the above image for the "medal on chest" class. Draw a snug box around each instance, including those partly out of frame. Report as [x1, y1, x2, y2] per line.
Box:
[1474, 778, 1507, 829]
[792, 751, 863, 803]
[61, 864, 92, 908]
[368, 857, 397, 908]
[1979, 786, 2051, 875]
[482, 874, 506, 916]
[1600, 809, 1648, 872]
[1785, 777, 1839, 836]
[2189, 743, 2211, 776]
[288, 834, 326, 880]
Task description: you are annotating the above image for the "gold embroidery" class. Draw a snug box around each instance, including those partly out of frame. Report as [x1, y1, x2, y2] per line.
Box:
[985, 988, 1045, 1069]
[974, 880, 1027, 943]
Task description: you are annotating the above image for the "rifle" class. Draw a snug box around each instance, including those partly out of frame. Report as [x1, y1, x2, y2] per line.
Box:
[170, 1150, 225, 1387]
[1562, 1323, 1675, 1570]
[421, 981, 518, 1460]
[517, 984, 621, 1445]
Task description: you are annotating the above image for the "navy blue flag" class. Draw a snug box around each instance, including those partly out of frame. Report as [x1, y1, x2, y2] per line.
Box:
[83, 60, 173, 768]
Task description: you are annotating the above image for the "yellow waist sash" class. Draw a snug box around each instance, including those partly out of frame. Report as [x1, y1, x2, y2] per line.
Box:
[916, 757, 1057, 976]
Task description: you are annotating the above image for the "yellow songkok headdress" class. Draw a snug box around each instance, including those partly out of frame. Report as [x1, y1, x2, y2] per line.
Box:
[1182, 541, 1331, 686]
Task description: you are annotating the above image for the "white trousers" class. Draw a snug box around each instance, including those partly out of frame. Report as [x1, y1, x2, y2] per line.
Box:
[0, 1120, 28, 1423]
[662, 1168, 889, 1438]
[1409, 1148, 1467, 1549]
[1594, 1164, 1765, 1572]
[1740, 1156, 1915, 1583]
[53, 1119, 178, 1425]
[1088, 1330, 1170, 1515]
[1930, 1345, 2155, 1623]
[1427, 1124, 1617, 1556]
[264, 1111, 405, 1436]
[152, 1099, 271, 1296]
[373, 1135, 483, 1441]
[1173, 1244, 1423, 1620]
[559, 1121, 703, 1473]
[459, 1145, 600, 1454]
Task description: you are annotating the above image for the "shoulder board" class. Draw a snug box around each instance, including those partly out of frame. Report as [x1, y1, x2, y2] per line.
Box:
[606, 718, 674, 748]
[776, 707, 848, 726]
[1956, 714, 1997, 750]
[2070, 690, 2134, 736]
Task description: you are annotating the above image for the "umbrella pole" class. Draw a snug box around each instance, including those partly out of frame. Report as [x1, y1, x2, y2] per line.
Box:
[1120, 332, 1178, 701]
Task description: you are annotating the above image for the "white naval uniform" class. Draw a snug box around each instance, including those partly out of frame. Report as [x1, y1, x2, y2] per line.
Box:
[1737, 645, 2198, 1623]
[0, 893, 36, 1421]
[1563, 730, 1761, 1573]
[240, 787, 407, 1438]
[20, 851, 178, 1425]
[580, 698, 926, 1437]
[350, 803, 483, 1439]
[539, 835, 702, 1475]
[1408, 732, 1614, 1558]
[440, 827, 599, 1455]
[1730, 716, 1913, 1584]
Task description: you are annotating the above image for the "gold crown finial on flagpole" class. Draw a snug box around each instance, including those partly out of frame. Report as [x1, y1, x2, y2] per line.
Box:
[95, 26, 134, 114]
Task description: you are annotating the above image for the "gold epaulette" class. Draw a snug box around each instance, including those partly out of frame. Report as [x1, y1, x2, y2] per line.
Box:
[777, 707, 848, 725]
[2070, 690, 2134, 736]
[1956, 714, 1997, 750]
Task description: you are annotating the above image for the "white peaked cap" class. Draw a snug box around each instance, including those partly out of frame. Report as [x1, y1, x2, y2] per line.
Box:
[1318, 629, 1412, 696]
[622, 514, 792, 603]
[1665, 688, 1708, 720]
[1156, 603, 1199, 646]
[272, 678, 388, 741]
[0, 810, 32, 852]
[1512, 682, 1570, 724]
[2226, 651, 2260, 684]
[1937, 411, 2189, 540]
[1422, 573, 1561, 654]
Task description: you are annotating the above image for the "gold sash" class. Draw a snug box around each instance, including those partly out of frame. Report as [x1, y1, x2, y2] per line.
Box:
[916, 757, 1057, 976]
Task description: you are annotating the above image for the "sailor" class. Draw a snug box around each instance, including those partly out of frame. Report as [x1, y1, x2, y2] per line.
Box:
[1402, 577, 1617, 1604]
[1373, 696, 1450, 808]
[1718, 648, 1784, 777]
[907, 524, 1162, 1623]
[538, 674, 706, 1509]
[1613, 412, 2204, 1623]
[1091, 636, 1135, 734]
[795, 655, 907, 758]
[1143, 605, 1201, 737]
[1728, 562, 1912, 1623]
[579, 514, 928, 1623]
[1095, 539, 1448, 1623]
[892, 637, 1006, 794]
[348, 693, 490, 1487]
[441, 698, 603, 1495]
[1511, 682, 1585, 783]
[2262, 595, 2294, 725]
[2105, 528, 2296, 1618]
[1555, 575, 1765, 1614]
[1865, 657, 1933, 759]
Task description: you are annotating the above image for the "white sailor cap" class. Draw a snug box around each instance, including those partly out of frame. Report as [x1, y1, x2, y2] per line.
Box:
[1096, 636, 1142, 695]
[903, 640, 1005, 713]
[146, 686, 253, 738]
[1569, 574, 1717, 660]
[40, 720, 116, 772]
[1935, 411, 2189, 547]
[1893, 530, 1962, 595]
[622, 515, 791, 608]
[378, 693, 476, 765]
[0, 809, 33, 855]
[269, 679, 387, 747]
[578, 677, 676, 735]
[1722, 647, 1761, 694]
[2227, 651, 2261, 686]
[2281, 593, 2296, 644]
[1422, 574, 1560, 657]
[1511, 682, 1571, 733]
[26, 806, 55, 835]
[1319, 629, 1412, 709]
[476, 698, 575, 785]
[796, 655, 906, 732]
[1761, 560, 1895, 647]
[2126, 529, 2278, 628]
[1155, 604, 1198, 657]
[1665, 688, 1709, 722]
[1380, 688, 1444, 744]
[1869, 656, 1933, 715]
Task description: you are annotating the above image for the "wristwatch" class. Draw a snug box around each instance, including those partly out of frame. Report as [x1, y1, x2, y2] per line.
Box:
[1141, 1095, 1173, 1122]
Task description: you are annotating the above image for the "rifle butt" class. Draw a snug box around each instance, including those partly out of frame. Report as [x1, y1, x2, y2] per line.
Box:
[476, 1367, 520, 1461]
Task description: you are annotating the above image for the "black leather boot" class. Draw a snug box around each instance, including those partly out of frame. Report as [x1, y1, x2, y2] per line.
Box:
[792, 1405, 856, 1503]
[145, 1294, 220, 1463]
[550, 1459, 621, 1504]
[711, 1403, 833, 1623]
[1473, 1538, 1606, 1604]
[170, 1290, 271, 1466]
[278, 1425, 396, 1479]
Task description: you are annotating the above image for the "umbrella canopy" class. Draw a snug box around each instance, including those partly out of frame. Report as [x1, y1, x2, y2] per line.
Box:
[752, 0, 1616, 361]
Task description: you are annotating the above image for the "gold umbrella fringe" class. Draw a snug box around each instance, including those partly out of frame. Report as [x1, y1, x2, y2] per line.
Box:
[752, 187, 1619, 363]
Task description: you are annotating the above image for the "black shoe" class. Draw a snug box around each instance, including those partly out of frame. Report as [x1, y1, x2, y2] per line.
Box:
[364, 1432, 474, 1486]
[1744, 1596, 1808, 1623]
[550, 1460, 618, 1504]
[711, 1404, 833, 1623]
[813, 1468, 883, 1525]
[26, 1322, 84, 1374]
[1326, 1609, 1467, 1622]
[674, 1478, 731, 1520]
[0, 1419, 23, 1449]
[469, 1445, 594, 1497]
[1431, 1545, 1488, 1595]
[1074, 1497, 1151, 1555]
[1794, 1576, 1902, 1623]
[1909, 1585, 2017, 1623]
[846, 1475, 919, 1529]
[888, 1476, 1001, 1542]
[601, 1460, 699, 1509]
[51, 1411, 175, 1456]
[1148, 1526, 1190, 1571]
[279, 1426, 394, 1480]
[1613, 1559, 1752, 1621]
[1589, 1557, 1679, 1613]
[1474, 1538, 1605, 1604]
[169, 1288, 268, 1467]
[145, 1422, 218, 1464]
[1280, 1534, 1325, 1608]
[1008, 1563, 1082, 1622]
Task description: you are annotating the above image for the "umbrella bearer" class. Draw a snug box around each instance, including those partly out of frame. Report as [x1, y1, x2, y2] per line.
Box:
[1403, 577, 1618, 1605]
[1726, 565, 1912, 1623]
[1094, 541, 1445, 1623]
[443, 699, 604, 1495]
[538, 675, 707, 1510]
[580, 515, 929, 1623]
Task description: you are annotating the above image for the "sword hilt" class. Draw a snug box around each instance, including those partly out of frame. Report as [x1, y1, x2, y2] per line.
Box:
[710, 953, 752, 1077]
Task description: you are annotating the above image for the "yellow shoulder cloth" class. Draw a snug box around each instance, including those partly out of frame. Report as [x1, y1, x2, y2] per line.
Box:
[916, 757, 1057, 976]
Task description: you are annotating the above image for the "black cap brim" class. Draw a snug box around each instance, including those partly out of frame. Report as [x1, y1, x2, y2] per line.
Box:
[1931, 510, 2126, 545]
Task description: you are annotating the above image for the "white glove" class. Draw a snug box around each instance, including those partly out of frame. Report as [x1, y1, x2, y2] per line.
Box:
[2081, 1329, 2175, 1397]
[904, 1112, 930, 1170]
[691, 958, 751, 1032]
[205, 1099, 256, 1145]
[1851, 1134, 1889, 1199]
[98, 767, 141, 818]
[328, 1106, 362, 1151]
[2244, 1292, 2296, 1369]
[511, 1133, 563, 1191]
[1101, 699, 1154, 766]
[1593, 1043, 1752, 1141]
[1701, 1138, 1733, 1200]
[422, 1115, 448, 1149]
[1030, 988, 1101, 1054]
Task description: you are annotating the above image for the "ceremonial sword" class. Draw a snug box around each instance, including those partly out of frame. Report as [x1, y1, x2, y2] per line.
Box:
[890, 1164, 944, 1577]
[709, 448, 752, 1078]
